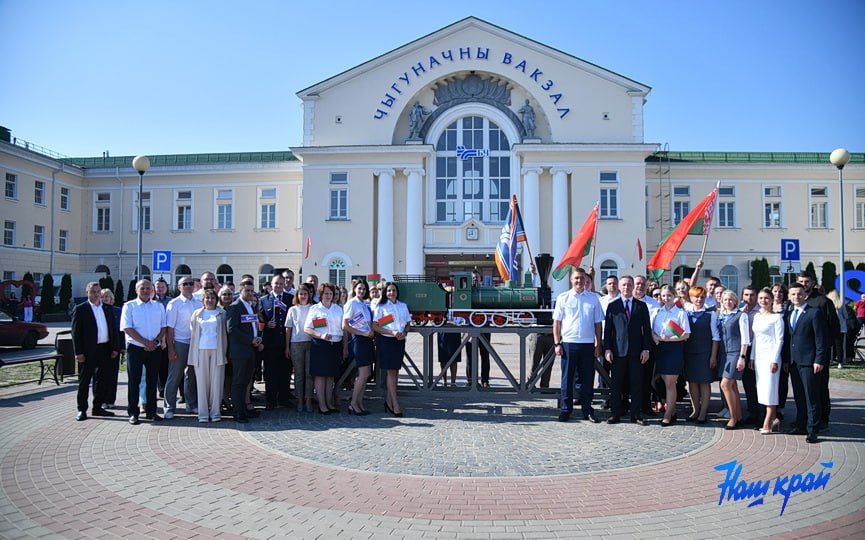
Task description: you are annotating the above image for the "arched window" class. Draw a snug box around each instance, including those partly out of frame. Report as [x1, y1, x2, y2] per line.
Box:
[672, 265, 693, 285]
[258, 264, 274, 287]
[434, 116, 511, 223]
[134, 265, 151, 280]
[95, 265, 110, 275]
[599, 260, 619, 283]
[328, 258, 346, 288]
[216, 264, 234, 286]
[175, 264, 192, 287]
[720, 265, 739, 294]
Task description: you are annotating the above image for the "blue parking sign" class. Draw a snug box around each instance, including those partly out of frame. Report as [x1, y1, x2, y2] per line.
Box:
[153, 250, 172, 272]
[780, 239, 799, 261]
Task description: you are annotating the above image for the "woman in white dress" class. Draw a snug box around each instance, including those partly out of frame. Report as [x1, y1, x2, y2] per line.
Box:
[188, 289, 228, 423]
[750, 288, 784, 434]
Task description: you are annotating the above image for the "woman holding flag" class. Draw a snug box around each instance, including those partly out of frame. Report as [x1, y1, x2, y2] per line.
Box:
[651, 284, 691, 426]
[343, 279, 374, 415]
[304, 282, 345, 414]
[373, 282, 411, 417]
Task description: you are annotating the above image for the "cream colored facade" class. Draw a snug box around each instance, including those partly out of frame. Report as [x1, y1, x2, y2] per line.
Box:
[1, 17, 862, 299]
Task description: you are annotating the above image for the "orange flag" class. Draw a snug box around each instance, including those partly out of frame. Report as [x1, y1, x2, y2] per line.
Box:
[552, 203, 599, 281]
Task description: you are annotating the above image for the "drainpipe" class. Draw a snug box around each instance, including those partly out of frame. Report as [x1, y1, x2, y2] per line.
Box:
[49, 163, 64, 274]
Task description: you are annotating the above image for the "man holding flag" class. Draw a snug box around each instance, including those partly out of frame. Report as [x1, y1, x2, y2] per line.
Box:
[552, 267, 605, 423]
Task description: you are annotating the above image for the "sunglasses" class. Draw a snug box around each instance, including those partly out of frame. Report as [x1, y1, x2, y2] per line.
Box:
[181, 282, 193, 286]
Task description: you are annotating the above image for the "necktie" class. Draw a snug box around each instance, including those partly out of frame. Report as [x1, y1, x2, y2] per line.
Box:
[625, 300, 631, 320]
[791, 308, 800, 330]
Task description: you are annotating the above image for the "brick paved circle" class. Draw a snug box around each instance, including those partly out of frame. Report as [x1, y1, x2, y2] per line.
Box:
[246, 402, 720, 477]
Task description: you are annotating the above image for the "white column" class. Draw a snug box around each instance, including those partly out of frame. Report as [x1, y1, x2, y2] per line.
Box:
[403, 168, 425, 276]
[551, 168, 571, 298]
[521, 167, 542, 274]
[375, 169, 395, 280]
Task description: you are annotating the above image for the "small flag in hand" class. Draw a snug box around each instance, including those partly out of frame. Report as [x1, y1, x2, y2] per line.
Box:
[665, 319, 685, 338]
[274, 298, 287, 310]
[312, 317, 327, 329]
[377, 313, 395, 327]
[347, 312, 364, 327]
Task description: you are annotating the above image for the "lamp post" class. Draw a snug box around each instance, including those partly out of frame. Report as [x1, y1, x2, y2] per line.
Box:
[830, 147, 850, 365]
[132, 155, 151, 282]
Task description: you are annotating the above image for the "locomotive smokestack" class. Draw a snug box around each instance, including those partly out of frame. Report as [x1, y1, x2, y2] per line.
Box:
[534, 253, 553, 287]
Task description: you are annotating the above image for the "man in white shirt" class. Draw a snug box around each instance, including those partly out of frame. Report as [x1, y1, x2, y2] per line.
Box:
[120, 280, 167, 424]
[193, 271, 218, 301]
[553, 267, 605, 423]
[163, 277, 202, 419]
[600, 275, 620, 314]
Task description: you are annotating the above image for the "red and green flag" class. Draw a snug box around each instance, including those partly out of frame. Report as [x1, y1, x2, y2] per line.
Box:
[312, 317, 327, 329]
[377, 313, 395, 327]
[665, 319, 686, 338]
[552, 203, 599, 281]
[647, 183, 719, 280]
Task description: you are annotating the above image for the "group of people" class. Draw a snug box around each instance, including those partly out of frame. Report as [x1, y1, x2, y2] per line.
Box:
[71, 268, 413, 426]
[553, 266, 842, 443]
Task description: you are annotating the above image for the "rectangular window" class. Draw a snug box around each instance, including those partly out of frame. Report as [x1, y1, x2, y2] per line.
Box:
[3, 220, 15, 246]
[855, 187, 865, 228]
[673, 186, 690, 197]
[809, 185, 828, 228]
[94, 191, 112, 232]
[763, 185, 782, 228]
[329, 173, 348, 220]
[673, 201, 690, 225]
[764, 201, 782, 228]
[719, 186, 735, 197]
[133, 191, 151, 231]
[34, 180, 45, 205]
[215, 189, 233, 229]
[4, 173, 16, 199]
[175, 190, 192, 230]
[58, 229, 68, 252]
[60, 186, 69, 210]
[600, 188, 618, 218]
[33, 225, 44, 249]
[258, 187, 277, 229]
[717, 201, 735, 228]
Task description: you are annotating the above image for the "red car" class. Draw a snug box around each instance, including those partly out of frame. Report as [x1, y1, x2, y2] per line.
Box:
[0, 311, 49, 349]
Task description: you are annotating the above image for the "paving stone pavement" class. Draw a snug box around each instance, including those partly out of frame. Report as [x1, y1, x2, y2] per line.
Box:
[1, 350, 864, 539]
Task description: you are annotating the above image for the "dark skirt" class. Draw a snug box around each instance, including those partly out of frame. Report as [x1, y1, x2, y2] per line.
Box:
[376, 336, 405, 371]
[685, 352, 714, 383]
[655, 341, 684, 376]
[720, 352, 744, 380]
[350, 334, 375, 368]
[310, 339, 342, 377]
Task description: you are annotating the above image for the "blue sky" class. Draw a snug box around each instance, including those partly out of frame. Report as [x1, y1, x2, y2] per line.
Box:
[1, 0, 863, 157]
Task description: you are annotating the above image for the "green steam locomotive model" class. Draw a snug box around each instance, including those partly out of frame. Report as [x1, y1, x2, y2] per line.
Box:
[395, 255, 554, 327]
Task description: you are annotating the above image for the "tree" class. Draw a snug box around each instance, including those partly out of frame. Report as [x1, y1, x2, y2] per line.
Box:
[99, 276, 115, 292]
[40, 274, 56, 313]
[844, 260, 855, 271]
[127, 280, 136, 301]
[856, 262, 865, 272]
[59, 273, 73, 312]
[804, 262, 817, 281]
[114, 280, 124, 305]
[21, 272, 34, 298]
[821, 262, 837, 293]
[750, 258, 770, 289]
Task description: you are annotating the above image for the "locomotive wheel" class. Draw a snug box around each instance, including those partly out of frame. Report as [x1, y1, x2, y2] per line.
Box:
[516, 312, 534, 327]
[411, 316, 426, 326]
[431, 316, 445, 327]
[469, 312, 487, 327]
[490, 314, 508, 327]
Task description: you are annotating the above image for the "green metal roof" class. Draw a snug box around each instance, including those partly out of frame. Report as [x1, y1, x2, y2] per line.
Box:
[646, 151, 864, 164]
[65, 151, 297, 169]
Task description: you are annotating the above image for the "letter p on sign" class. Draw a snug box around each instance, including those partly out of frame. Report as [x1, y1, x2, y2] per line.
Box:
[780, 239, 799, 261]
[153, 250, 171, 272]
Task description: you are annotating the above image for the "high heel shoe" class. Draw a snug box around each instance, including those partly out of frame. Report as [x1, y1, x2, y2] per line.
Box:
[318, 408, 332, 415]
[347, 406, 358, 415]
[384, 403, 393, 414]
[771, 418, 781, 432]
[724, 422, 739, 430]
[759, 428, 772, 435]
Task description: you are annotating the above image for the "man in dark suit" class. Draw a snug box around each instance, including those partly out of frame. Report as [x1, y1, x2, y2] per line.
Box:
[603, 275, 653, 425]
[784, 282, 827, 444]
[796, 272, 839, 429]
[227, 279, 264, 423]
[258, 274, 293, 409]
[71, 282, 121, 421]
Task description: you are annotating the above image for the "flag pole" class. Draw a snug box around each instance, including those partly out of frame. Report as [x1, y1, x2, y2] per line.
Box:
[689, 182, 720, 287]
[588, 201, 600, 277]
[514, 195, 535, 272]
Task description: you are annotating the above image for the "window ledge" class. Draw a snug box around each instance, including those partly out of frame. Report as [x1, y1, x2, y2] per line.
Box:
[760, 227, 786, 231]
[212, 228, 235, 233]
[171, 229, 195, 233]
[254, 227, 279, 232]
[34, 203, 46, 208]
[716, 227, 741, 230]
[599, 216, 622, 221]
[806, 227, 833, 231]
[92, 230, 113, 234]
[326, 218, 350, 222]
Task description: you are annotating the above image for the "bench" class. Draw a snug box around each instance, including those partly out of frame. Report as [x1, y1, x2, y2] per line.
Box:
[0, 352, 65, 385]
